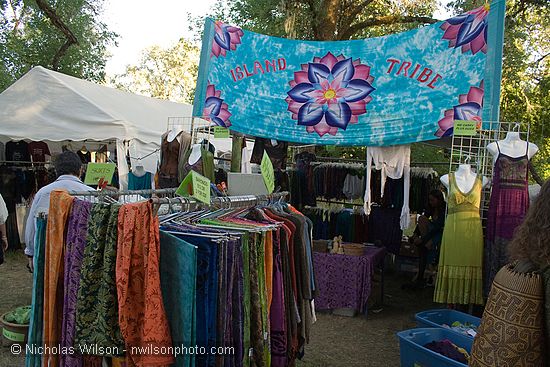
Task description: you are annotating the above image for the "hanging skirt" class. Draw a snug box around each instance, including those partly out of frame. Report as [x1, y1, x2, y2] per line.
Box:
[75, 204, 125, 355]
[25, 217, 47, 367]
[159, 231, 197, 367]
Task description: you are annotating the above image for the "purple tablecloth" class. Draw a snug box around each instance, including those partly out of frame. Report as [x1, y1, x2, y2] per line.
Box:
[313, 247, 386, 311]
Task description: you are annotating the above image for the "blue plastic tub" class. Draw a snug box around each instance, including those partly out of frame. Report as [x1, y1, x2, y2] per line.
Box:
[415, 309, 480, 338]
[397, 328, 473, 367]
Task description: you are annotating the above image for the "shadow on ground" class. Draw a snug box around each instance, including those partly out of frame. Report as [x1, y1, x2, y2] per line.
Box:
[0, 251, 436, 367]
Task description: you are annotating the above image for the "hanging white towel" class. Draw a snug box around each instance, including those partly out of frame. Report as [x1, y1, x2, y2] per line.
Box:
[364, 145, 411, 230]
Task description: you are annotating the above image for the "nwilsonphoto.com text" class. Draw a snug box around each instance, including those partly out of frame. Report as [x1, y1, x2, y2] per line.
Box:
[15, 344, 235, 357]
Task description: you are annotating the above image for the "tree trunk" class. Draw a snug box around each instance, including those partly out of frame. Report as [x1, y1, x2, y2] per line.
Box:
[316, 0, 340, 40]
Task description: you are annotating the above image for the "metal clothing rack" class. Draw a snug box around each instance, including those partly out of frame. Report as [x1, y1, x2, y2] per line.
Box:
[150, 191, 289, 211]
[68, 187, 289, 212]
[68, 188, 178, 197]
[0, 160, 50, 165]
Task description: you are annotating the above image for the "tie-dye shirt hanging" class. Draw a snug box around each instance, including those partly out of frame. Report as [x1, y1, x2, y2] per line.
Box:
[193, 0, 506, 146]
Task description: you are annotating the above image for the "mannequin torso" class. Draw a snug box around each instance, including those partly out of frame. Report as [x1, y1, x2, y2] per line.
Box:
[441, 164, 489, 192]
[486, 131, 538, 163]
[132, 165, 146, 177]
[188, 144, 202, 165]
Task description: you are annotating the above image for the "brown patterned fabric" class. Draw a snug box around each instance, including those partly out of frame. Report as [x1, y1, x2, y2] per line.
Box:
[470, 263, 545, 367]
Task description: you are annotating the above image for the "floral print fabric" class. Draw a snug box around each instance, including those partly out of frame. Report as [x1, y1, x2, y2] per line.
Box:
[43, 190, 74, 367]
[116, 201, 174, 366]
[194, 2, 505, 146]
[75, 204, 125, 355]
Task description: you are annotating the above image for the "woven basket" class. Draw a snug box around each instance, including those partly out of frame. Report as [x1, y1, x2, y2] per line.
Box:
[342, 243, 366, 256]
[470, 263, 544, 366]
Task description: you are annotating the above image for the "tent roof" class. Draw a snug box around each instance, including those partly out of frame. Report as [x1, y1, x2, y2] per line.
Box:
[0, 66, 194, 144]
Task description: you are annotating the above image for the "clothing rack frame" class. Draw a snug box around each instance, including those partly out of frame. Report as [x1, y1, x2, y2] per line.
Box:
[67, 187, 289, 213]
[68, 188, 178, 197]
[150, 191, 289, 212]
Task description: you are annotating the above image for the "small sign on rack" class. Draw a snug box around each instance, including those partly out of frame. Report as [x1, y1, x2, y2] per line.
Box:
[84, 163, 116, 185]
[261, 152, 275, 194]
[453, 120, 478, 136]
[213, 126, 230, 139]
[176, 170, 211, 204]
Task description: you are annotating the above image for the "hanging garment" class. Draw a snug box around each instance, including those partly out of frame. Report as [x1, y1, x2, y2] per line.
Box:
[250, 138, 289, 170]
[26, 217, 47, 367]
[77, 150, 91, 164]
[75, 204, 125, 356]
[484, 143, 530, 297]
[181, 146, 216, 183]
[159, 131, 182, 183]
[43, 190, 74, 367]
[28, 141, 51, 163]
[127, 171, 153, 192]
[217, 238, 245, 367]
[116, 201, 174, 366]
[61, 200, 102, 367]
[342, 173, 364, 200]
[6, 140, 30, 162]
[368, 207, 402, 255]
[249, 234, 267, 367]
[434, 173, 484, 305]
[270, 229, 287, 367]
[364, 145, 411, 230]
[159, 231, 198, 367]
[470, 263, 544, 366]
[176, 131, 193, 183]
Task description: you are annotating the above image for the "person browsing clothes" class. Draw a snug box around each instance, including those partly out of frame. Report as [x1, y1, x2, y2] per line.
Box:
[404, 189, 447, 289]
[24, 151, 95, 272]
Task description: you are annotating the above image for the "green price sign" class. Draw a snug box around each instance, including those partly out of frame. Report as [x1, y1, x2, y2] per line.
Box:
[261, 152, 275, 194]
[454, 120, 477, 136]
[214, 126, 230, 138]
[84, 163, 116, 185]
[176, 170, 211, 204]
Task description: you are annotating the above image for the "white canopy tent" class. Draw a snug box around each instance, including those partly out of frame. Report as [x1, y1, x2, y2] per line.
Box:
[0, 66, 199, 187]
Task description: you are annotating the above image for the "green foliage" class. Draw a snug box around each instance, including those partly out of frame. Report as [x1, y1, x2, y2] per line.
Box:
[191, 0, 437, 41]
[0, 0, 117, 91]
[110, 38, 200, 104]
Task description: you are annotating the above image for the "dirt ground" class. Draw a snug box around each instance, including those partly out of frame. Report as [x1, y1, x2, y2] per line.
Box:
[0, 250, 436, 367]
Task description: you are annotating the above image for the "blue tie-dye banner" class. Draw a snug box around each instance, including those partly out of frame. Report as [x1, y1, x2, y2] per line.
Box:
[193, 0, 506, 146]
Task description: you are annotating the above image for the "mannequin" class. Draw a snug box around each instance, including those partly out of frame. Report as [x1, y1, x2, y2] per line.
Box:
[127, 160, 155, 191]
[486, 131, 538, 163]
[483, 128, 536, 297]
[132, 162, 146, 177]
[441, 163, 489, 193]
[188, 144, 202, 166]
[167, 127, 181, 143]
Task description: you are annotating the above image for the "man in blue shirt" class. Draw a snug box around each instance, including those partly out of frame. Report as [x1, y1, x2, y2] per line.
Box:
[25, 151, 94, 271]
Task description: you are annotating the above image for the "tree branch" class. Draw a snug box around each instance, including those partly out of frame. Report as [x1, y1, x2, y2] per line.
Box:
[531, 52, 550, 66]
[348, 0, 376, 19]
[34, 0, 78, 70]
[339, 15, 437, 40]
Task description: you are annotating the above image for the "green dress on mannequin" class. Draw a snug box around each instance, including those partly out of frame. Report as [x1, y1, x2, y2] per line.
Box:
[434, 173, 484, 305]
